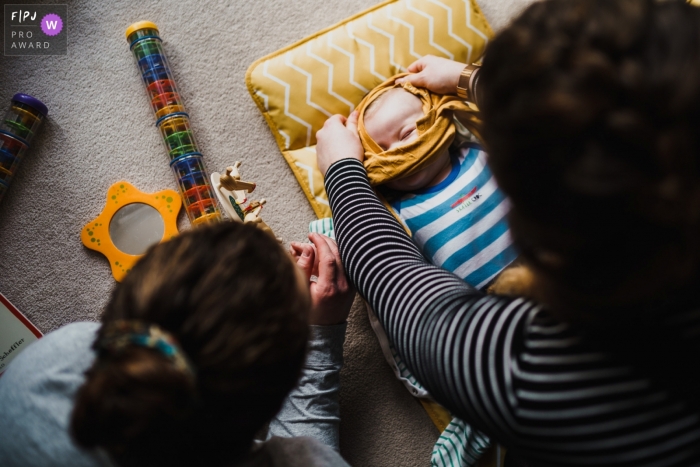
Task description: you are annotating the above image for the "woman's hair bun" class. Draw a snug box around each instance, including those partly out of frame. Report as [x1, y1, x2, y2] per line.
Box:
[71, 346, 198, 467]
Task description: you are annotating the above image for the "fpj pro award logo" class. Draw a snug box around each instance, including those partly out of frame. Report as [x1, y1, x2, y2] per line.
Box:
[4, 4, 67, 55]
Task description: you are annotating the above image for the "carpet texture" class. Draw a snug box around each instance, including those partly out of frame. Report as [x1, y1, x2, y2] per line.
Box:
[0, 1, 536, 465]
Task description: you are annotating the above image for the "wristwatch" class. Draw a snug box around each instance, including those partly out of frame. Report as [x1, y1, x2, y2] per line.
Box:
[456, 63, 481, 101]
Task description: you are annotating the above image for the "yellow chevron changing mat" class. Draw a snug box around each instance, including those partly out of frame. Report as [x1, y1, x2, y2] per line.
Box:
[246, 3, 501, 465]
[245, 0, 493, 219]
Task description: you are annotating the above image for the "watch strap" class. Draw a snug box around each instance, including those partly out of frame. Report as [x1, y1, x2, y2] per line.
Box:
[456, 63, 481, 100]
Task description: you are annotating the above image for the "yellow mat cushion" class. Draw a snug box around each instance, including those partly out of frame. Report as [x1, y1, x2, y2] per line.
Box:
[246, 0, 493, 218]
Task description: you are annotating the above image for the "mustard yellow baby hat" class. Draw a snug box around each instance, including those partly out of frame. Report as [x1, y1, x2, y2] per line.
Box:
[356, 73, 481, 186]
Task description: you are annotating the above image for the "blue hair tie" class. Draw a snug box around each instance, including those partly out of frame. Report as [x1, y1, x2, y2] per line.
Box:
[97, 320, 195, 378]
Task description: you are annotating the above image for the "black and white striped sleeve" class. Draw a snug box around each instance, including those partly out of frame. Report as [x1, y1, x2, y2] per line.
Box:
[324, 159, 700, 467]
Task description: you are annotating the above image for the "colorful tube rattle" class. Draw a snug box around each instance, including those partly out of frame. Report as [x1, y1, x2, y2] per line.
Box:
[0, 93, 47, 205]
[125, 21, 222, 226]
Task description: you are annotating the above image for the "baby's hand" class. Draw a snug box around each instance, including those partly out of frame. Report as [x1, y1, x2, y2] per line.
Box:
[316, 111, 364, 176]
[396, 55, 466, 95]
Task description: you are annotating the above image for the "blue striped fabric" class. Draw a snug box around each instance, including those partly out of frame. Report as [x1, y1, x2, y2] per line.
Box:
[389, 144, 517, 289]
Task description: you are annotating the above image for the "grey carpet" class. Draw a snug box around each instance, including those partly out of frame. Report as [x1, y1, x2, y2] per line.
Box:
[0, 0, 536, 465]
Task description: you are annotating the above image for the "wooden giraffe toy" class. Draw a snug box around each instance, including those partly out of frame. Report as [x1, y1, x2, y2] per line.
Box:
[211, 163, 276, 238]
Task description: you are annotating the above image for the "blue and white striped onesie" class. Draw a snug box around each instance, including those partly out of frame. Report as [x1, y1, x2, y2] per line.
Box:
[389, 142, 517, 289]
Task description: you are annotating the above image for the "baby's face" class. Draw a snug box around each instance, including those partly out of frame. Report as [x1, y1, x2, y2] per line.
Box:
[363, 88, 424, 152]
[363, 87, 450, 191]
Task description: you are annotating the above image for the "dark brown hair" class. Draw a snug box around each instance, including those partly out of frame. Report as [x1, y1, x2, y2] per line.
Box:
[71, 222, 310, 467]
[479, 0, 700, 406]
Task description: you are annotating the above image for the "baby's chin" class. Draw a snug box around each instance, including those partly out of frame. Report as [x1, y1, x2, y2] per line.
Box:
[384, 172, 432, 191]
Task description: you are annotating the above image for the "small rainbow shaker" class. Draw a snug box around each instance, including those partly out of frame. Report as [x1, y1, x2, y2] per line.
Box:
[125, 21, 222, 226]
[0, 94, 47, 205]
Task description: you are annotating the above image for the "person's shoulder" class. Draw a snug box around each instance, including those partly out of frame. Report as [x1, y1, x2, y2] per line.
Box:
[41, 321, 101, 346]
[0, 322, 105, 467]
[259, 436, 350, 467]
[0, 322, 100, 389]
[12, 322, 99, 369]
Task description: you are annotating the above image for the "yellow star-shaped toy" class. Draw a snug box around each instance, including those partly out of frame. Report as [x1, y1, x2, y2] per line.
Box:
[81, 181, 181, 281]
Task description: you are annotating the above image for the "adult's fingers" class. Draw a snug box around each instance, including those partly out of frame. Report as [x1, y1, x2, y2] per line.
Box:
[346, 110, 359, 133]
[396, 71, 427, 88]
[289, 242, 302, 260]
[310, 234, 343, 272]
[316, 236, 344, 274]
[315, 235, 353, 294]
[320, 236, 353, 292]
[321, 235, 340, 258]
[322, 114, 347, 128]
[308, 233, 339, 285]
[291, 242, 316, 280]
[407, 57, 428, 73]
[316, 112, 365, 175]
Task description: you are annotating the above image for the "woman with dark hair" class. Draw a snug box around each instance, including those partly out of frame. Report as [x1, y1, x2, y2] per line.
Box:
[316, 0, 700, 465]
[0, 222, 354, 467]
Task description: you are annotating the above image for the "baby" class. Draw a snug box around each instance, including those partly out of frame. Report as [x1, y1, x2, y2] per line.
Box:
[358, 77, 519, 289]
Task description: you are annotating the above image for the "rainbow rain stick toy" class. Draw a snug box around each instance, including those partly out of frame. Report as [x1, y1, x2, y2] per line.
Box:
[0, 93, 47, 205]
[126, 21, 222, 226]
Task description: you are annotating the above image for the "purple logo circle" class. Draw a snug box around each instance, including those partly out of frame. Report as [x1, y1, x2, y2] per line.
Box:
[40, 13, 63, 36]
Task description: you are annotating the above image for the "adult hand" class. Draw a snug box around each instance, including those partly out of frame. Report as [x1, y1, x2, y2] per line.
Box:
[316, 111, 364, 177]
[290, 233, 355, 325]
[395, 55, 466, 95]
